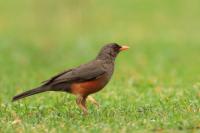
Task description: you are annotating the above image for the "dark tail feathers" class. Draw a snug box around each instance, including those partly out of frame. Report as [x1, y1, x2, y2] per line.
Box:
[12, 86, 49, 102]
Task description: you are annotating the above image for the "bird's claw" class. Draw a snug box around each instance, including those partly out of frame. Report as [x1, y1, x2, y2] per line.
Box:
[87, 96, 100, 108]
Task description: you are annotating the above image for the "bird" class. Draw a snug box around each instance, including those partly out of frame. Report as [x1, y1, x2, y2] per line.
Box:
[12, 43, 129, 115]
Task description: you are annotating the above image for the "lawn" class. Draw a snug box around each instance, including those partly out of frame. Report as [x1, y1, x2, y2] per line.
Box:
[0, 0, 200, 132]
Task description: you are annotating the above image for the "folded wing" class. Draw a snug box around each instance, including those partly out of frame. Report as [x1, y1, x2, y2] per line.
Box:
[43, 60, 105, 86]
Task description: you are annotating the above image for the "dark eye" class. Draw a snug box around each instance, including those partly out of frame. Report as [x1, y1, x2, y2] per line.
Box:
[113, 44, 121, 50]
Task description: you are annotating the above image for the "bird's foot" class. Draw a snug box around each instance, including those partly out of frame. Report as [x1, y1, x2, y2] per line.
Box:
[87, 96, 100, 108]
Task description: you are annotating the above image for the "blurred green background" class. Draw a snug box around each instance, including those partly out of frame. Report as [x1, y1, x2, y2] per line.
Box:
[0, 0, 200, 132]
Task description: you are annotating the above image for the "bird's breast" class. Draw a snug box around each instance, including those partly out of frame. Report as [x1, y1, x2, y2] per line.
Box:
[70, 73, 110, 96]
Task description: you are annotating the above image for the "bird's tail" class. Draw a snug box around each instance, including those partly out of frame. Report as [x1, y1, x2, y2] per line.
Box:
[12, 86, 49, 102]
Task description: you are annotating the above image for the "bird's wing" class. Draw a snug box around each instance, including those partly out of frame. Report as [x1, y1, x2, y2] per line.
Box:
[43, 60, 105, 85]
[42, 69, 73, 85]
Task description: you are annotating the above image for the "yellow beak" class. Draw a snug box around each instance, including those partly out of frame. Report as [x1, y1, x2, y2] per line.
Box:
[119, 45, 129, 51]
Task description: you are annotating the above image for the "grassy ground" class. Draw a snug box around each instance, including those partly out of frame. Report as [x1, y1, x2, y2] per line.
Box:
[0, 0, 200, 132]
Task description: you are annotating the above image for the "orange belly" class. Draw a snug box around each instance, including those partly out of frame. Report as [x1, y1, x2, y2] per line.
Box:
[70, 74, 108, 96]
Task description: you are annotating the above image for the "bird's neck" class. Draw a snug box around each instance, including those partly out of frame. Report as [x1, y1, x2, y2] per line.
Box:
[96, 53, 115, 63]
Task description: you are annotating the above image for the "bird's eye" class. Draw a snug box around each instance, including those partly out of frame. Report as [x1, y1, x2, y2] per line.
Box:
[113, 44, 120, 51]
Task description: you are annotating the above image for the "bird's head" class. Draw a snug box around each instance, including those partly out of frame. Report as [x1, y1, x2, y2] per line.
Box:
[96, 43, 129, 61]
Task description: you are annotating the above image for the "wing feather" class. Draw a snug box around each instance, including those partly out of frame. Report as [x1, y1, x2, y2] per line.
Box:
[43, 60, 105, 86]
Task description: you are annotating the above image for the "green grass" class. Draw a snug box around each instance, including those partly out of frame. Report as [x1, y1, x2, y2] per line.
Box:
[0, 0, 200, 132]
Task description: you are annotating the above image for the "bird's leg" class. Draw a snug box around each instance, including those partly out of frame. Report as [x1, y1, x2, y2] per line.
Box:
[87, 96, 99, 108]
[76, 95, 88, 115]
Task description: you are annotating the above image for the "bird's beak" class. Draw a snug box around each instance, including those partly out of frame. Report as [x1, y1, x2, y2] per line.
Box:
[119, 45, 129, 51]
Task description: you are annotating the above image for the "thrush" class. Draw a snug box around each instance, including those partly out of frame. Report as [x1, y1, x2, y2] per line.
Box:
[12, 43, 129, 115]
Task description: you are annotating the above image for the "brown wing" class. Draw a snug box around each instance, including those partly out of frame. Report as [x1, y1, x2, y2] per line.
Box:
[43, 60, 105, 86]
[42, 69, 73, 85]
